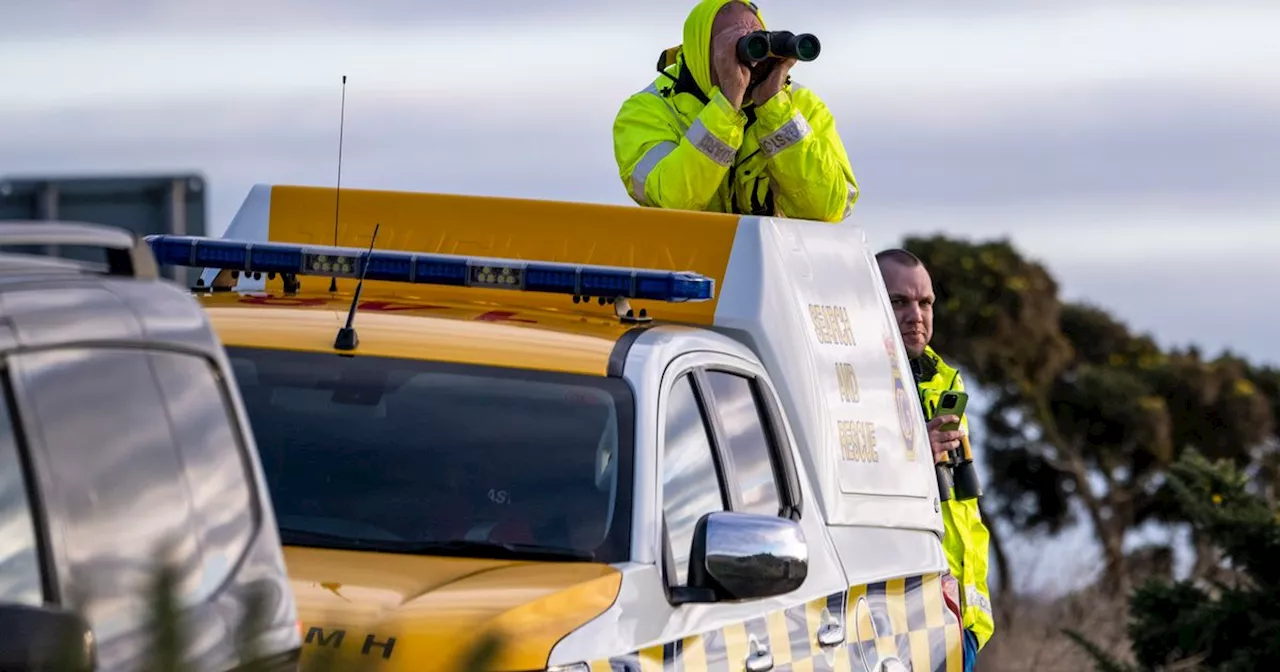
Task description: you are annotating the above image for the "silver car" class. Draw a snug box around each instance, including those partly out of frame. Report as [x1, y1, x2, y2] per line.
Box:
[0, 222, 300, 671]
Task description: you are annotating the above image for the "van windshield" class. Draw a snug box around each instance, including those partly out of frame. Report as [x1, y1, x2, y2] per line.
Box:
[224, 347, 635, 564]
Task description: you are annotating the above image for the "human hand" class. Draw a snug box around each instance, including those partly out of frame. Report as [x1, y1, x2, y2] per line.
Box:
[750, 57, 797, 107]
[928, 415, 964, 460]
[712, 29, 751, 109]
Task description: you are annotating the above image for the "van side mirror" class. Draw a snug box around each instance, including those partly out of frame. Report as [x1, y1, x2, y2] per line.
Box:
[673, 511, 808, 605]
[0, 603, 96, 671]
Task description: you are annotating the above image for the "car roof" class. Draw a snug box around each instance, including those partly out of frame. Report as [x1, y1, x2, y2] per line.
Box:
[200, 289, 638, 377]
[0, 222, 223, 357]
[0, 263, 227, 359]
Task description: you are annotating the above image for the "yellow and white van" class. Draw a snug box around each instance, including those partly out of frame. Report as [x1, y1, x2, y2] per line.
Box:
[148, 184, 965, 672]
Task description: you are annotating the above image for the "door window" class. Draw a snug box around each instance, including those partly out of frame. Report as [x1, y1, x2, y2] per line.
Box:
[703, 371, 783, 518]
[660, 374, 726, 586]
[12, 347, 255, 641]
[0, 382, 43, 607]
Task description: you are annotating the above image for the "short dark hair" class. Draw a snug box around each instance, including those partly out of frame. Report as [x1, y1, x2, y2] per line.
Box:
[875, 248, 923, 268]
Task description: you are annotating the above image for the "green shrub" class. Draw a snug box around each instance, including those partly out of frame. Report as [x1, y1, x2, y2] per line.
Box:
[1066, 450, 1280, 671]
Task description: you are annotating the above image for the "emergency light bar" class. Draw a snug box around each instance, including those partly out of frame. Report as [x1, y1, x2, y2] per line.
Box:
[144, 234, 716, 303]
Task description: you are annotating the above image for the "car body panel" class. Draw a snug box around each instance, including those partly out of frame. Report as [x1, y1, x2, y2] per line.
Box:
[286, 546, 621, 670]
[199, 291, 632, 376]
[0, 226, 300, 671]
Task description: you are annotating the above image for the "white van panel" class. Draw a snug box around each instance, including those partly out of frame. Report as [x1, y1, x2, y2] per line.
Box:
[711, 217, 942, 534]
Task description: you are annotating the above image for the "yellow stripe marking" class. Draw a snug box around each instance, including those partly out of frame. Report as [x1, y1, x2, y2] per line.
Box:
[766, 609, 793, 666]
[945, 624, 963, 672]
[723, 621, 750, 671]
[909, 630, 932, 669]
[922, 573, 945, 630]
[792, 658, 816, 672]
[830, 642, 853, 672]
[637, 645, 664, 672]
[886, 578, 909, 634]
[805, 597, 828, 659]
[589, 661, 613, 672]
[682, 634, 709, 672]
[875, 634, 898, 661]
[848, 591, 876, 645]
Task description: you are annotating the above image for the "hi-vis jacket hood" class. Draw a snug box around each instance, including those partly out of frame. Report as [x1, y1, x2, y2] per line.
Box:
[682, 0, 765, 97]
[612, 0, 859, 222]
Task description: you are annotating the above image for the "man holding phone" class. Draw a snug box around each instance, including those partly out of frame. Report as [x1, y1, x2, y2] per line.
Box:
[875, 248, 995, 671]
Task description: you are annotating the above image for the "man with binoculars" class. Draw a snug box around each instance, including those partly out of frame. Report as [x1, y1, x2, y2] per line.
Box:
[876, 248, 995, 672]
[613, 0, 858, 222]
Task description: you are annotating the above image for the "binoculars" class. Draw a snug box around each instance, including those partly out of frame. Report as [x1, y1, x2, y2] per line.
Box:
[935, 434, 982, 502]
[736, 30, 821, 64]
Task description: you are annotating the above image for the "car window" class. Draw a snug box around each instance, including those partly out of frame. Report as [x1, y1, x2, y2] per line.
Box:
[225, 346, 636, 564]
[0, 381, 43, 607]
[148, 350, 258, 600]
[661, 374, 726, 586]
[10, 347, 242, 642]
[704, 371, 783, 518]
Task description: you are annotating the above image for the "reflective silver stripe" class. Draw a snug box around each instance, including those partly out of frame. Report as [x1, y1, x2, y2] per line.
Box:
[629, 141, 678, 206]
[964, 584, 993, 617]
[759, 112, 812, 158]
[843, 181, 859, 219]
[685, 118, 735, 167]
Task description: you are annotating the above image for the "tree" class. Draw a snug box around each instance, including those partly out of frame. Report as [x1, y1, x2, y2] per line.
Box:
[1066, 449, 1280, 670]
[1242, 364, 1280, 508]
[900, 235, 1073, 599]
[901, 235, 1277, 595]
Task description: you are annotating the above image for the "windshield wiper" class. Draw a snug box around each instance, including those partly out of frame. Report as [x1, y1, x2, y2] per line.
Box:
[278, 527, 596, 562]
[279, 527, 388, 550]
[393, 540, 597, 562]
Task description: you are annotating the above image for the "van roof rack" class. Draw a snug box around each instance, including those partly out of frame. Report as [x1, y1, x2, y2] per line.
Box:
[0, 221, 159, 280]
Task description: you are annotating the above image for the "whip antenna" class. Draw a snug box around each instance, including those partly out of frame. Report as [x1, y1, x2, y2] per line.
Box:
[333, 223, 380, 352]
[329, 74, 348, 293]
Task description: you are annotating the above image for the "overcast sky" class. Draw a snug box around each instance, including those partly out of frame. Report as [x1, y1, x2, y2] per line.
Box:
[2, 0, 1278, 591]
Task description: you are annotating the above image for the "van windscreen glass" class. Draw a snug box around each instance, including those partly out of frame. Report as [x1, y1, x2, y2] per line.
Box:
[224, 347, 635, 564]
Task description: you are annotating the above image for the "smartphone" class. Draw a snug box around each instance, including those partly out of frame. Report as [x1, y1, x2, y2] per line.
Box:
[935, 390, 969, 433]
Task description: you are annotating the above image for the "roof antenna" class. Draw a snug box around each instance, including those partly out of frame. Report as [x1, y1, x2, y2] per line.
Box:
[329, 74, 348, 294]
[334, 222, 379, 352]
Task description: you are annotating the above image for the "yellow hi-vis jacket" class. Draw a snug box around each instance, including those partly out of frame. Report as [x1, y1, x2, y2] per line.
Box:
[916, 345, 995, 650]
[612, 0, 859, 222]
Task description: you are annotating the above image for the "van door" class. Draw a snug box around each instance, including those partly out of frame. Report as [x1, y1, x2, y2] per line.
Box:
[620, 350, 853, 670]
[6, 346, 271, 670]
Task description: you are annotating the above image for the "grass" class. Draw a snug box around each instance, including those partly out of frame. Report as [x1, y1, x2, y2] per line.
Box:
[976, 583, 1135, 672]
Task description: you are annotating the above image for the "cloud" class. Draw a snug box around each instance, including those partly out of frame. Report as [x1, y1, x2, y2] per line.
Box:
[861, 199, 1280, 366]
[3, 0, 1205, 39]
[2, 0, 1277, 369]
[837, 84, 1280, 209]
[2, 75, 1274, 218]
[6, 88, 1275, 366]
[3, 2, 1277, 114]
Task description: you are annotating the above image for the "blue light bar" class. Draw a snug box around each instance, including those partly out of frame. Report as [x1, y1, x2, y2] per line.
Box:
[144, 235, 715, 303]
